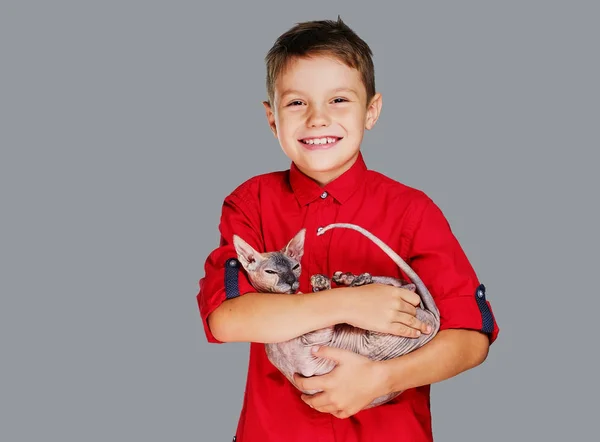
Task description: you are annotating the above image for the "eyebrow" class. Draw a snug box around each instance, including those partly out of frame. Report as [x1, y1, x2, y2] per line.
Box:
[280, 87, 358, 98]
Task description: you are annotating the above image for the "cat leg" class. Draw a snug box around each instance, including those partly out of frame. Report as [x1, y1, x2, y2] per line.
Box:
[349, 272, 373, 287]
[333, 272, 415, 291]
[332, 271, 374, 287]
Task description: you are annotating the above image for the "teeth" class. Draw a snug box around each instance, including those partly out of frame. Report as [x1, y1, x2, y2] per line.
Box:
[302, 137, 338, 145]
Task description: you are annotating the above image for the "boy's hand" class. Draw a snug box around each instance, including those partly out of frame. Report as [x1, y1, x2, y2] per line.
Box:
[294, 346, 388, 419]
[342, 283, 432, 338]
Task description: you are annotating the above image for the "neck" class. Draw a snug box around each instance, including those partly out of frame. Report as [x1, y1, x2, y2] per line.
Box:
[298, 153, 360, 187]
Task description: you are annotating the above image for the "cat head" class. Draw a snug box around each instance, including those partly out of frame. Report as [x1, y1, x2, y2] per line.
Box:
[232, 228, 305, 294]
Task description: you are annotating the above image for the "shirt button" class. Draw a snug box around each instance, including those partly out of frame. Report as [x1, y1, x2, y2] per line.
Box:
[317, 227, 324, 233]
[320, 191, 328, 199]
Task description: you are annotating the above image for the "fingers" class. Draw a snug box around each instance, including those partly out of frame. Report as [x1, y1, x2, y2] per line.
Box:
[388, 321, 427, 338]
[332, 410, 352, 419]
[301, 393, 333, 410]
[397, 288, 421, 307]
[395, 299, 417, 317]
[315, 403, 340, 414]
[391, 288, 432, 335]
[301, 393, 345, 415]
[385, 310, 432, 337]
[294, 373, 325, 392]
[395, 311, 432, 335]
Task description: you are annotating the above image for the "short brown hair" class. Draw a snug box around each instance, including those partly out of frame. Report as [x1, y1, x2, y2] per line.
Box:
[264, 16, 376, 107]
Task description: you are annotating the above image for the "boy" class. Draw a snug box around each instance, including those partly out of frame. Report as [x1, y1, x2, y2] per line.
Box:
[197, 17, 499, 442]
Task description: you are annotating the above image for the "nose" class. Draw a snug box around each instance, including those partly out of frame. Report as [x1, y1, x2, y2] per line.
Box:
[307, 105, 330, 128]
[283, 273, 296, 287]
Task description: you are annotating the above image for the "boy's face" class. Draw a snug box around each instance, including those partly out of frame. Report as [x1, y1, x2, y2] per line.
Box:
[263, 54, 382, 185]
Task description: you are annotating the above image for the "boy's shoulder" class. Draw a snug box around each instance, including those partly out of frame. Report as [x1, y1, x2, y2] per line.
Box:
[223, 168, 290, 202]
[364, 168, 434, 210]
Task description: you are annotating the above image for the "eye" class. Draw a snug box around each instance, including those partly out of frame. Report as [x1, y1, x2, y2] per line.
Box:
[265, 270, 278, 274]
[293, 264, 300, 270]
[332, 97, 348, 103]
[287, 100, 303, 106]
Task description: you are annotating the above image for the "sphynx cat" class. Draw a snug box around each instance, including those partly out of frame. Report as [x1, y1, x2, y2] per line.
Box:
[232, 223, 440, 409]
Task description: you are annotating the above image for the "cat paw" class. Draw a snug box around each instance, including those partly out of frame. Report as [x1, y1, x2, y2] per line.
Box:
[310, 274, 331, 292]
[350, 272, 373, 287]
[332, 271, 356, 285]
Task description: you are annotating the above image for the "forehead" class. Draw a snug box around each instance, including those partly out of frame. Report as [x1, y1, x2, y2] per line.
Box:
[275, 55, 365, 100]
[269, 253, 294, 267]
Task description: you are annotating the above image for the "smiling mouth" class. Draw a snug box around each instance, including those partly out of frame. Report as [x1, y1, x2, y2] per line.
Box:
[299, 136, 342, 148]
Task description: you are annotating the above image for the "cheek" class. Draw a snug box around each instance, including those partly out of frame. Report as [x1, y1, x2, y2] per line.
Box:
[253, 274, 279, 292]
[266, 274, 282, 290]
[347, 115, 366, 131]
[277, 109, 301, 130]
[333, 106, 365, 126]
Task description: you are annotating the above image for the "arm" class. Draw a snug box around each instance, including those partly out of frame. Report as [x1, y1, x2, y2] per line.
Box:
[209, 279, 433, 344]
[208, 289, 347, 344]
[378, 197, 499, 390]
[295, 329, 491, 417]
[378, 329, 490, 394]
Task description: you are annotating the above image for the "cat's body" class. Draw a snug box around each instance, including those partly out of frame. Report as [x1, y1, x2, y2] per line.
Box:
[232, 224, 441, 410]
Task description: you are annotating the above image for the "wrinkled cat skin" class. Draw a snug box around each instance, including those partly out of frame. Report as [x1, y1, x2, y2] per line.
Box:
[232, 224, 441, 410]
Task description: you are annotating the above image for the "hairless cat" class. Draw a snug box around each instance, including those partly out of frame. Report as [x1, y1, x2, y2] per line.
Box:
[232, 223, 441, 409]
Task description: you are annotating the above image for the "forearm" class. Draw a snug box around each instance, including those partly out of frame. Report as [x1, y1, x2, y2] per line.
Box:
[379, 329, 490, 393]
[207, 290, 347, 344]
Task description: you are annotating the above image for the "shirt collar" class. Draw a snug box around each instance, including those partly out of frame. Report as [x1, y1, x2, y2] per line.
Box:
[289, 152, 368, 206]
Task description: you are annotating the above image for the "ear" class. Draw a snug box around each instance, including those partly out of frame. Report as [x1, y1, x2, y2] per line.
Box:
[365, 92, 382, 130]
[233, 235, 263, 271]
[262, 100, 278, 138]
[282, 228, 305, 261]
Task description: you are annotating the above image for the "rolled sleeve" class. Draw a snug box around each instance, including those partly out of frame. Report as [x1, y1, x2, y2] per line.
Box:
[196, 182, 263, 343]
[407, 198, 499, 344]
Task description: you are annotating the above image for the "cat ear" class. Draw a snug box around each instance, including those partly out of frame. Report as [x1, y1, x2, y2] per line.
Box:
[233, 235, 262, 271]
[283, 228, 305, 261]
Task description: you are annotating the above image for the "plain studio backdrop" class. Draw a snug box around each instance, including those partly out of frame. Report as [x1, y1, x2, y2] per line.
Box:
[1, 1, 598, 441]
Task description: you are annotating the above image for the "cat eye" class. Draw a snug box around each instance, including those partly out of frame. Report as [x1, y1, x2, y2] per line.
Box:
[265, 270, 277, 274]
[293, 264, 300, 270]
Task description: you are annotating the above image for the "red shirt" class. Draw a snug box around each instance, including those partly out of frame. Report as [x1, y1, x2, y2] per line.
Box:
[197, 152, 499, 442]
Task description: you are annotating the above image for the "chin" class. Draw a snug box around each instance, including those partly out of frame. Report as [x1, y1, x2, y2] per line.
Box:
[301, 153, 357, 174]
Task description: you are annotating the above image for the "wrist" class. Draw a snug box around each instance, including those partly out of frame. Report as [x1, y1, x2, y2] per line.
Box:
[317, 287, 350, 325]
[327, 285, 361, 325]
[377, 358, 406, 395]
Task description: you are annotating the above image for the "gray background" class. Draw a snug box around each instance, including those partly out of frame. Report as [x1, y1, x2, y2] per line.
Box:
[1, 1, 598, 441]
